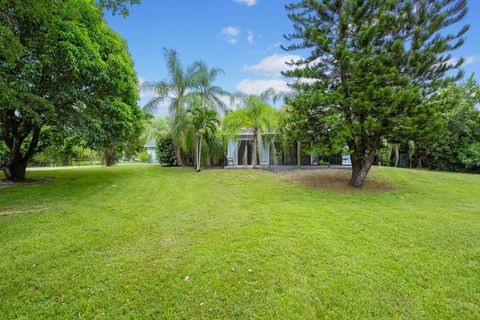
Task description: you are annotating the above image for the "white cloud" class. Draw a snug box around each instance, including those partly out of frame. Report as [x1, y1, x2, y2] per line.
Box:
[221, 26, 241, 37]
[464, 55, 478, 65]
[221, 26, 241, 44]
[235, 79, 291, 96]
[247, 31, 254, 44]
[243, 54, 302, 77]
[234, 0, 257, 6]
[447, 55, 478, 67]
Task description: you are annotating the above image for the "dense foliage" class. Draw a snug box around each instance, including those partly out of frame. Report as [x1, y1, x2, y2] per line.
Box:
[157, 134, 177, 166]
[417, 76, 480, 172]
[0, 0, 142, 180]
[283, 0, 469, 187]
[142, 50, 230, 170]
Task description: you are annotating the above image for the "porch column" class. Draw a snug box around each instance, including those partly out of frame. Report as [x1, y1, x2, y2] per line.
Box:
[234, 140, 238, 167]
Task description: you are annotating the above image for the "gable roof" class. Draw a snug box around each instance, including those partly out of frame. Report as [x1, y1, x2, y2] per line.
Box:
[144, 139, 156, 148]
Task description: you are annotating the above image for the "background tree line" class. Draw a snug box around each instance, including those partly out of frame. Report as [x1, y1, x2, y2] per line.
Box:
[377, 76, 480, 173]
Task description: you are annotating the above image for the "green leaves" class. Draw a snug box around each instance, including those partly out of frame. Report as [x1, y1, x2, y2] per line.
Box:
[283, 0, 469, 185]
[0, 0, 142, 175]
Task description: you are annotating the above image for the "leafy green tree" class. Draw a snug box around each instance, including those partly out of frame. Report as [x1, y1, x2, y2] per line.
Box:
[0, 0, 142, 180]
[284, 0, 469, 187]
[421, 76, 480, 172]
[460, 142, 480, 170]
[96, 0, 140, 16]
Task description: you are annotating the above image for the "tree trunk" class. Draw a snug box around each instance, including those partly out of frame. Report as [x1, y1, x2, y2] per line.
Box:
[3, 160, 28, 182]
[174, 144, 184, 166]
[62, 155, 70, 166]
[417, 156, 423, 169]
[102, 148, 116, 166]
[350, 152, 376, 188]
[205, 150, 212, 168]
[394, 144, 400, 167]
[2, 126, 41, 182]
[196, 136, 202, 172]
[252, 136, 258, 169]
[257, 131, 263, 167]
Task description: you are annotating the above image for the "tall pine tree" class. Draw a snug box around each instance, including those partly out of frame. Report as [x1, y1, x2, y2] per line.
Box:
[283, 0, 469, 187]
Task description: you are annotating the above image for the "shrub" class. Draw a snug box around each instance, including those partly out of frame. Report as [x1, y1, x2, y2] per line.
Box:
[157, 135, 177, 166]
[460, 142, 480, 171]
[137, 150, 151, 163]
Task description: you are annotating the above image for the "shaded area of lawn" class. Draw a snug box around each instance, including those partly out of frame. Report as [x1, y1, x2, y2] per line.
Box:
[1, 165, 479, 319]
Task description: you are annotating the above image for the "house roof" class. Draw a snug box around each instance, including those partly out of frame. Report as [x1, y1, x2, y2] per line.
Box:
[237, 128, 274, 136]
[144, 139, 156, 148]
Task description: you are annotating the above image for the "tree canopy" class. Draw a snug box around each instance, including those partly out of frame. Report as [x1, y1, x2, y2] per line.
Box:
[283, 0, 469, 187]
[0, 0, 142, 180]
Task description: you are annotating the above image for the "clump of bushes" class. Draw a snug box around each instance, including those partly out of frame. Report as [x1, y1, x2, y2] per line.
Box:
[137, 150, 151, 163]
[157, 134, 177, 166]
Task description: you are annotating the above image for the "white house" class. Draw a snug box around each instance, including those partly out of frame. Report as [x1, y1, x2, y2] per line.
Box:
[143, 139, 158, 163]
[225, 129, 351, 168]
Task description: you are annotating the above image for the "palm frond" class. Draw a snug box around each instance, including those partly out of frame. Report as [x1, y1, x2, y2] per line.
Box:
[142, 96, 165, 114]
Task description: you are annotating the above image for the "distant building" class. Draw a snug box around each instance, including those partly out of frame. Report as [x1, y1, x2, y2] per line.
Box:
[143, 139, 158, 163]
[225, 129, 351, 168]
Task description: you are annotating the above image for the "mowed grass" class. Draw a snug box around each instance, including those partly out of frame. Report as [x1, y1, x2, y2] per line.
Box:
[1, 165, 479, 319]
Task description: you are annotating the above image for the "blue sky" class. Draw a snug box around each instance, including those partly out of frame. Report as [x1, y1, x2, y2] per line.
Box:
[106, 0, 480, 114]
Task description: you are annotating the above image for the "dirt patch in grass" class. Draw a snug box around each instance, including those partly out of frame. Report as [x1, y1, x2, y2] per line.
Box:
[275, 169, 395, 193]
[0, 177, 54, 189]
[0, 206, 49, 217]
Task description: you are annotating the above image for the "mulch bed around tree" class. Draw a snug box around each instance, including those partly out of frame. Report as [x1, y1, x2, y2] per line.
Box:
[0, 177, 54, 189]
[275, 169, 395, 193]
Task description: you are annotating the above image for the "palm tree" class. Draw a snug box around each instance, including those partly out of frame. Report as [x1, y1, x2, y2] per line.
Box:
[141, 116, 169, 143]
[142, 51, 230, 166]
[192, 61, 231, 113]
[176, 96, 218, 172]
[223, 93, 278, 168]
[141, 48, 196, 165]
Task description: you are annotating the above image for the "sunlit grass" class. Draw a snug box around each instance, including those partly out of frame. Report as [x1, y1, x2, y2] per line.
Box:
[1, 165, 479, 319]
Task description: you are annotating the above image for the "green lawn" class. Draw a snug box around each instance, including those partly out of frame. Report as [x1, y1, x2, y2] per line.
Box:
[1, 165, 479, 319]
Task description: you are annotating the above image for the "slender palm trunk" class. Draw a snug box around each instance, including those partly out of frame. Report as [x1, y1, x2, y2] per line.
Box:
[196, 135, 203, 172]
[394, 144, 400, 167]
[174, 144, 184, 166]
[257, 131, 263, 167]
[252, 133, 258, 169]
